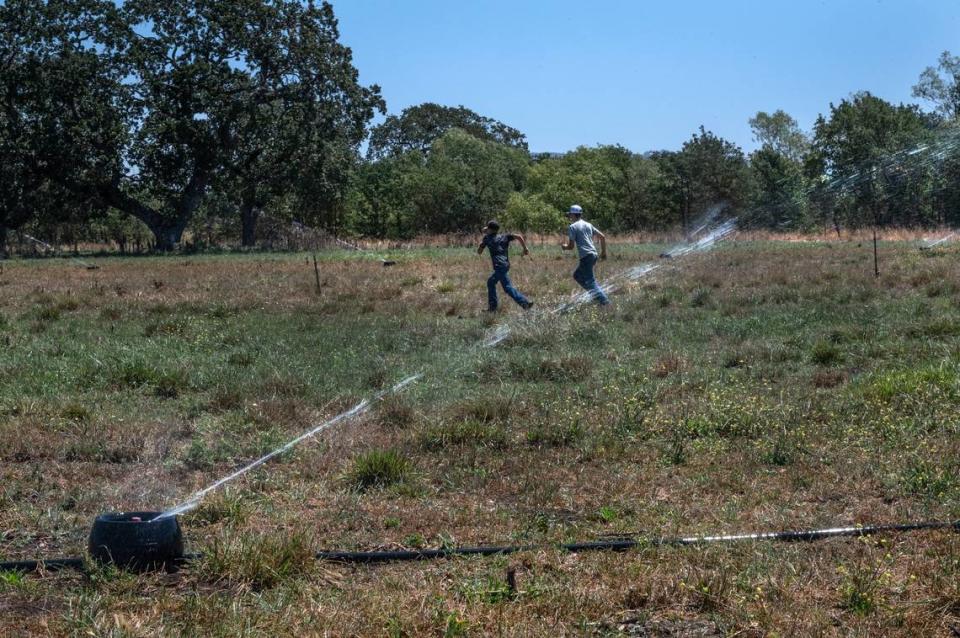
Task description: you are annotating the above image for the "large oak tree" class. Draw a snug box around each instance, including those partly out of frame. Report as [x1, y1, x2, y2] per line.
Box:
[1, 0, 381, 251]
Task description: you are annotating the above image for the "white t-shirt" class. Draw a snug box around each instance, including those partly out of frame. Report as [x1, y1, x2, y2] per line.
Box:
[568, 219, 599, 258]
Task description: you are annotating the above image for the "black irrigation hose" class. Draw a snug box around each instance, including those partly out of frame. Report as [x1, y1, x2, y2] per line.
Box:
[0, 557, 86, 573]
[0, 554, 200, 574]
[315, 520, 960, 564]
[2, 521, 957, 573]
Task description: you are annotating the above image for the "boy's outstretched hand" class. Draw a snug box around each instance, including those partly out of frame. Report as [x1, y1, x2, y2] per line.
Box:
[523, 248, 530, 257]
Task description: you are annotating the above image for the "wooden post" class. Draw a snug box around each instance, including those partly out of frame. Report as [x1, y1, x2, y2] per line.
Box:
[873, 226, 879, 278]
[312, 254, 322, 294]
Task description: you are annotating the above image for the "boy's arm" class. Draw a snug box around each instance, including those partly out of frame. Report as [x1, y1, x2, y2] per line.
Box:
[477, 240, 486, 255]
[595, 229, 607, 259]
[560, 227, 574, 250]
[513, 234, 530, 256]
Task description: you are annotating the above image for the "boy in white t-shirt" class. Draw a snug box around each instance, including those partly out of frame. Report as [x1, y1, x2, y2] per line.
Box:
[559, 205, 610, 305]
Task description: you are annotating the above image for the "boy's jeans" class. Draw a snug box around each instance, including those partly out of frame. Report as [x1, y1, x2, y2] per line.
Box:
[573, 254, 610, 305]
[488, 267, 529, 310]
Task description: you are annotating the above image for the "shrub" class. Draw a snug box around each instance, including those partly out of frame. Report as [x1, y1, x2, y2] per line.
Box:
[35, 306, 61, 322]
[227, 351, 254, 367]
[900, 459, 957, 497]
[348, 449, 413, 491]
[449, 396, 514, 423]
[436, 281, 456, 294]
[812, 369, 847, 388]
[61, 403, 92, 422]
[838, 563, 882, 616]
[651, 353, 682, 378]
[154, 369, 189, 398]
[810, 339, 842, 366]
[419, 420, 508, 450]
[690, 287, 711, 307]
[196, 528, 315, 591]
[378, 396, 416, 429]
[526, 419, 583, 447]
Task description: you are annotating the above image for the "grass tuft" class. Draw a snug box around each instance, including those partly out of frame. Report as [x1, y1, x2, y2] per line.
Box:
[348, 449, 413, 491]
[195, 528, 316, 591]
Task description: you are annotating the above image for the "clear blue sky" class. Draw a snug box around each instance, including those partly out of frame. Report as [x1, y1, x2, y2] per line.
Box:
[334, 0, 958, 154]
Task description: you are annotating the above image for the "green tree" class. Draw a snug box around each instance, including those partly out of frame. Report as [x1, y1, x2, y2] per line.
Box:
[653, 128, 749, 233]
[912, 51, 960, 226]
[3, 0, 380, 251]
[748, 147, 811, 229]
[622, 154, 672, 229]
[501, 191, 564, 233]
[526, 145, 632, 231]
[367, 103, 527, 160]
[120, 0, 380, 249]
[912, 51, 960, 121]
[413, 129, 528, 234]
[746, 110, 812, 229]
[749, 110, 810, 162]
[213, 2, 382, 246]
[0, 0, 124, 256]
[346, 151, 425, 238]
[810, 92, 934, 229]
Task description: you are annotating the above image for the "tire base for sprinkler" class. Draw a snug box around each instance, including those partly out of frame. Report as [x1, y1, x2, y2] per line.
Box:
[88, 512, 184, 572]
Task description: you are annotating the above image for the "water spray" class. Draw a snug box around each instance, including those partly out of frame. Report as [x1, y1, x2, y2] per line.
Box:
[155, 373, 422, 521]
[20, 233, 99, 269]
[920, 232, 956, 251]
[331, 235, 397, 266]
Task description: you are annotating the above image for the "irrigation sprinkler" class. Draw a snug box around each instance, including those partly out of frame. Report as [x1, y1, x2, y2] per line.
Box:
[87, 512, 184, 572]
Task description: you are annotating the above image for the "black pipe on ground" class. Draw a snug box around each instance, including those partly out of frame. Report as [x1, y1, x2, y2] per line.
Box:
[0, 554, 200, 574]
[1, 520, 957, 573]
[0, 557, 86, 572]
[315, 520, 960, 564]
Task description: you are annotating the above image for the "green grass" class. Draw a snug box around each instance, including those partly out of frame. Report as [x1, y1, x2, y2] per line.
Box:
[347, 449, 414, 491]
[1, 240, 959, 635]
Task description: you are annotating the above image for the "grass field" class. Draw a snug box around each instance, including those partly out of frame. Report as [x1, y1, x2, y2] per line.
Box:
[1, 238, 959, 636]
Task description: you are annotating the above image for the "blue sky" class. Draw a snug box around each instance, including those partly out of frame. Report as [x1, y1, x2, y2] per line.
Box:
[334, 0, 958, 154]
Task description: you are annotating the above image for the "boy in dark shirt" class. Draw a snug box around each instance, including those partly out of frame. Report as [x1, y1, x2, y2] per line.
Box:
[477, 220, 533, 312]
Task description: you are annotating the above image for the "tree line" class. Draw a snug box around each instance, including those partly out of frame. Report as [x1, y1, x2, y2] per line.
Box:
[2, 1, 959, 255]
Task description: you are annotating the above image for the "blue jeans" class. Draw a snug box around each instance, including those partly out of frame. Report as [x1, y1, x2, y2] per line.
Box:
[487, 267, 529, 310]
[573, 254, 610, 305]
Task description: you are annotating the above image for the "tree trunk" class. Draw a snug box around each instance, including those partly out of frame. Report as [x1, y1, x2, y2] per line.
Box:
[101, 165, 210, 252]
[151, 222, 190, 252]
[240, 200, 259, 248]
[0, 224, 7, 259]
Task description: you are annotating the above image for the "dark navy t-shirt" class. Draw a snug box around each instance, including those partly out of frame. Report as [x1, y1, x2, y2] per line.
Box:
[482, 233, 516, 270]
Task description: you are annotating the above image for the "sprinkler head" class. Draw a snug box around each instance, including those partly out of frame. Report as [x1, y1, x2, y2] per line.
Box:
[88, 511, 184, 572]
